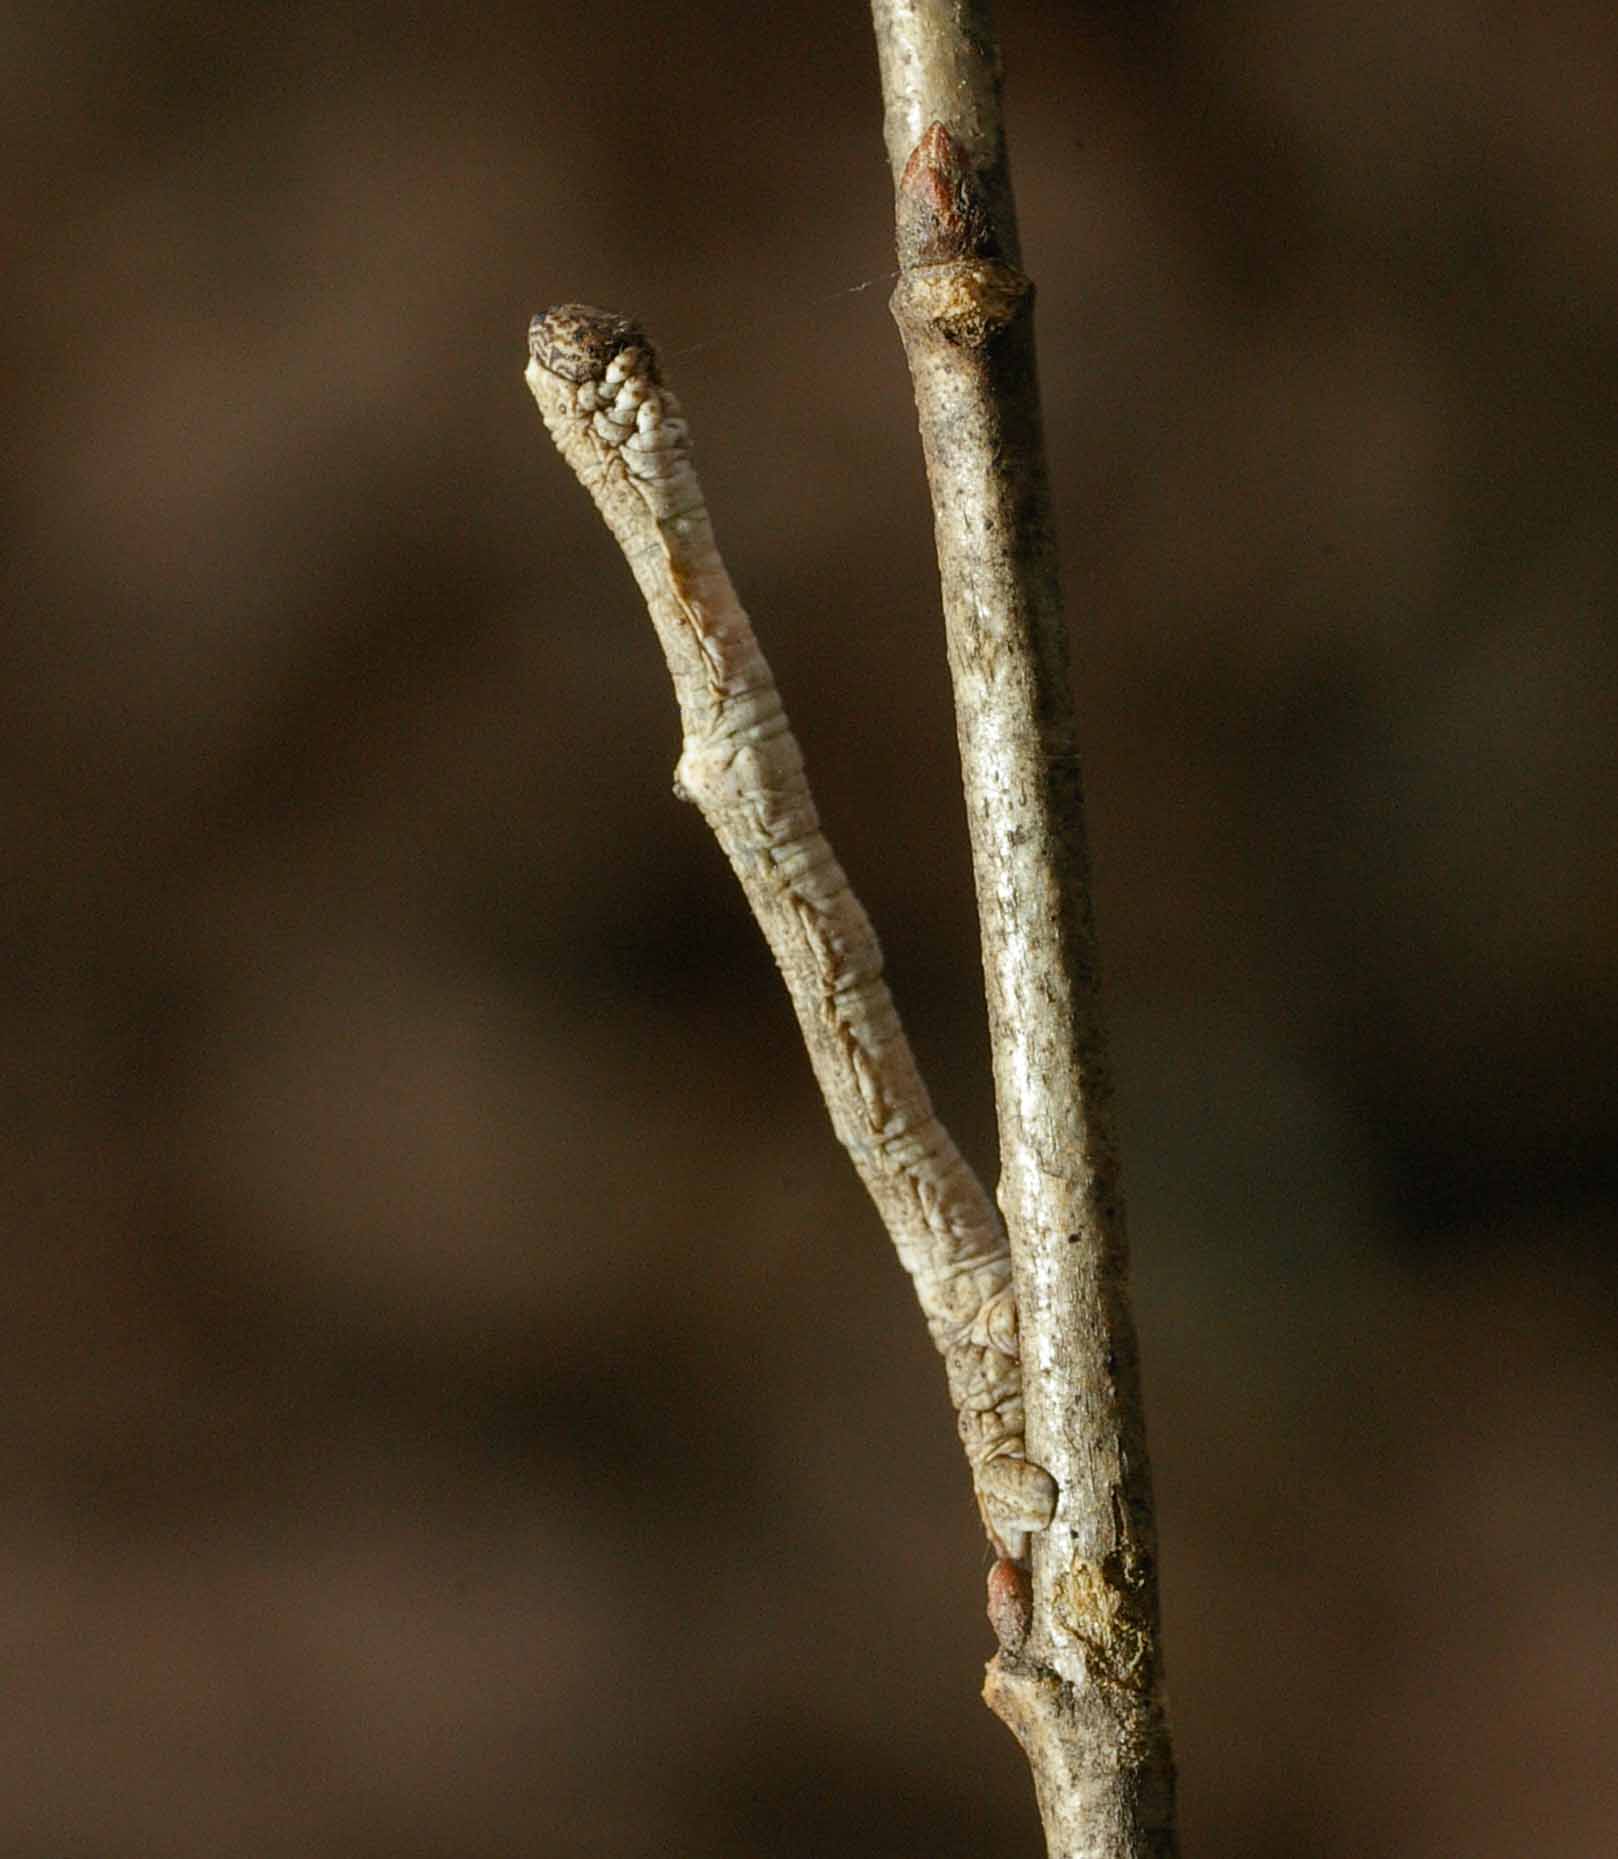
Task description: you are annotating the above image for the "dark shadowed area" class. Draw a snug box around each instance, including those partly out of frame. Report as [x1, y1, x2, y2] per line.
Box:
[5, 2, 1616, 1853]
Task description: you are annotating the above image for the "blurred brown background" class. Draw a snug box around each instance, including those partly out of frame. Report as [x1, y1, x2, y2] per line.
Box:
[5, 1, 1617, 1853]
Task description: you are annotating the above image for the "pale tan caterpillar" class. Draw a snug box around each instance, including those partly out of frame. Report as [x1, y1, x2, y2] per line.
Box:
[524, 305, 1055, 1560]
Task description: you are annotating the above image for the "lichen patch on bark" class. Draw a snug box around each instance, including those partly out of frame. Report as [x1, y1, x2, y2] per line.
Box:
[1052, 1551, 1156, 1693]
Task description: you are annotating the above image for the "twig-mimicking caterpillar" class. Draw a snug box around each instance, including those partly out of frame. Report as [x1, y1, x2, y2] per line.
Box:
[525, 306, 1056, 1560]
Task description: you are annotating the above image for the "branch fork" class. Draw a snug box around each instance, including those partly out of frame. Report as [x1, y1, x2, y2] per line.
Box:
[522, 9, 1181, 1842]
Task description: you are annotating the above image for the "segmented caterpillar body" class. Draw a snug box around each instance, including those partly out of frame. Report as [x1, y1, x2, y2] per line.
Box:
[525, 306, 1055, 1559]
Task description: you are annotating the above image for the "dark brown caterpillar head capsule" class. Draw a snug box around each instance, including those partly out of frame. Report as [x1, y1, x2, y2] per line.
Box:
[528, 304, 658, 386]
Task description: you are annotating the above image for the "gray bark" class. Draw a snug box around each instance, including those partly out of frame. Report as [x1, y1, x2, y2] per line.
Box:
[870, 5, 1179, 1854]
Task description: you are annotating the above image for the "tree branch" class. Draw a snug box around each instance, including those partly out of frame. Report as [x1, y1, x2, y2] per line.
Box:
[869, 4, 1179, 1854]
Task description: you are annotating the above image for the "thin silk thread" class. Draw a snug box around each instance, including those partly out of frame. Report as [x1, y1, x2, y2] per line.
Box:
[663, 270, 899, 362]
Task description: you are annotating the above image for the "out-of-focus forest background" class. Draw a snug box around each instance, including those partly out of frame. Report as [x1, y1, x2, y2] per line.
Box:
[5, 2, 1617, 1853]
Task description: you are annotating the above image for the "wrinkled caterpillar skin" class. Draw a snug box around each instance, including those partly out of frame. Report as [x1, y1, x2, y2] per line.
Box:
[525, 305, 1056, 1560]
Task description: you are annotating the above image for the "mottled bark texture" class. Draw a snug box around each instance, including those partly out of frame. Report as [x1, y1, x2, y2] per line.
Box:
[871, 4, 1179, 1855]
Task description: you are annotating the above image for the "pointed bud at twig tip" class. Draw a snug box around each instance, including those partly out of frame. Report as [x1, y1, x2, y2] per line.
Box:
[986, 1556, 1033, 1654]
[896, 121, 992, 267]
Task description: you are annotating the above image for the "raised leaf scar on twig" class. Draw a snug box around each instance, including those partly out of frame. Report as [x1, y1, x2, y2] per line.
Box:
[524, 304, 1056, 1561]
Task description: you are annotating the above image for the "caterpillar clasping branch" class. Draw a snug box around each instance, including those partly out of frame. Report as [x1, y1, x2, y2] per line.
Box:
[524, 305, 1056, 1561]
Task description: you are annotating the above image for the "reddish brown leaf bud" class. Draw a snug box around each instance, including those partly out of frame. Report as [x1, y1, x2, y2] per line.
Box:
[896, 122, 993, 267]
[986, 1555, 1033, 1653]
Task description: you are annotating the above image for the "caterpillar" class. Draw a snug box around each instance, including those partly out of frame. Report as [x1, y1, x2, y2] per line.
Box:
[525, 305, 1055, 1560]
